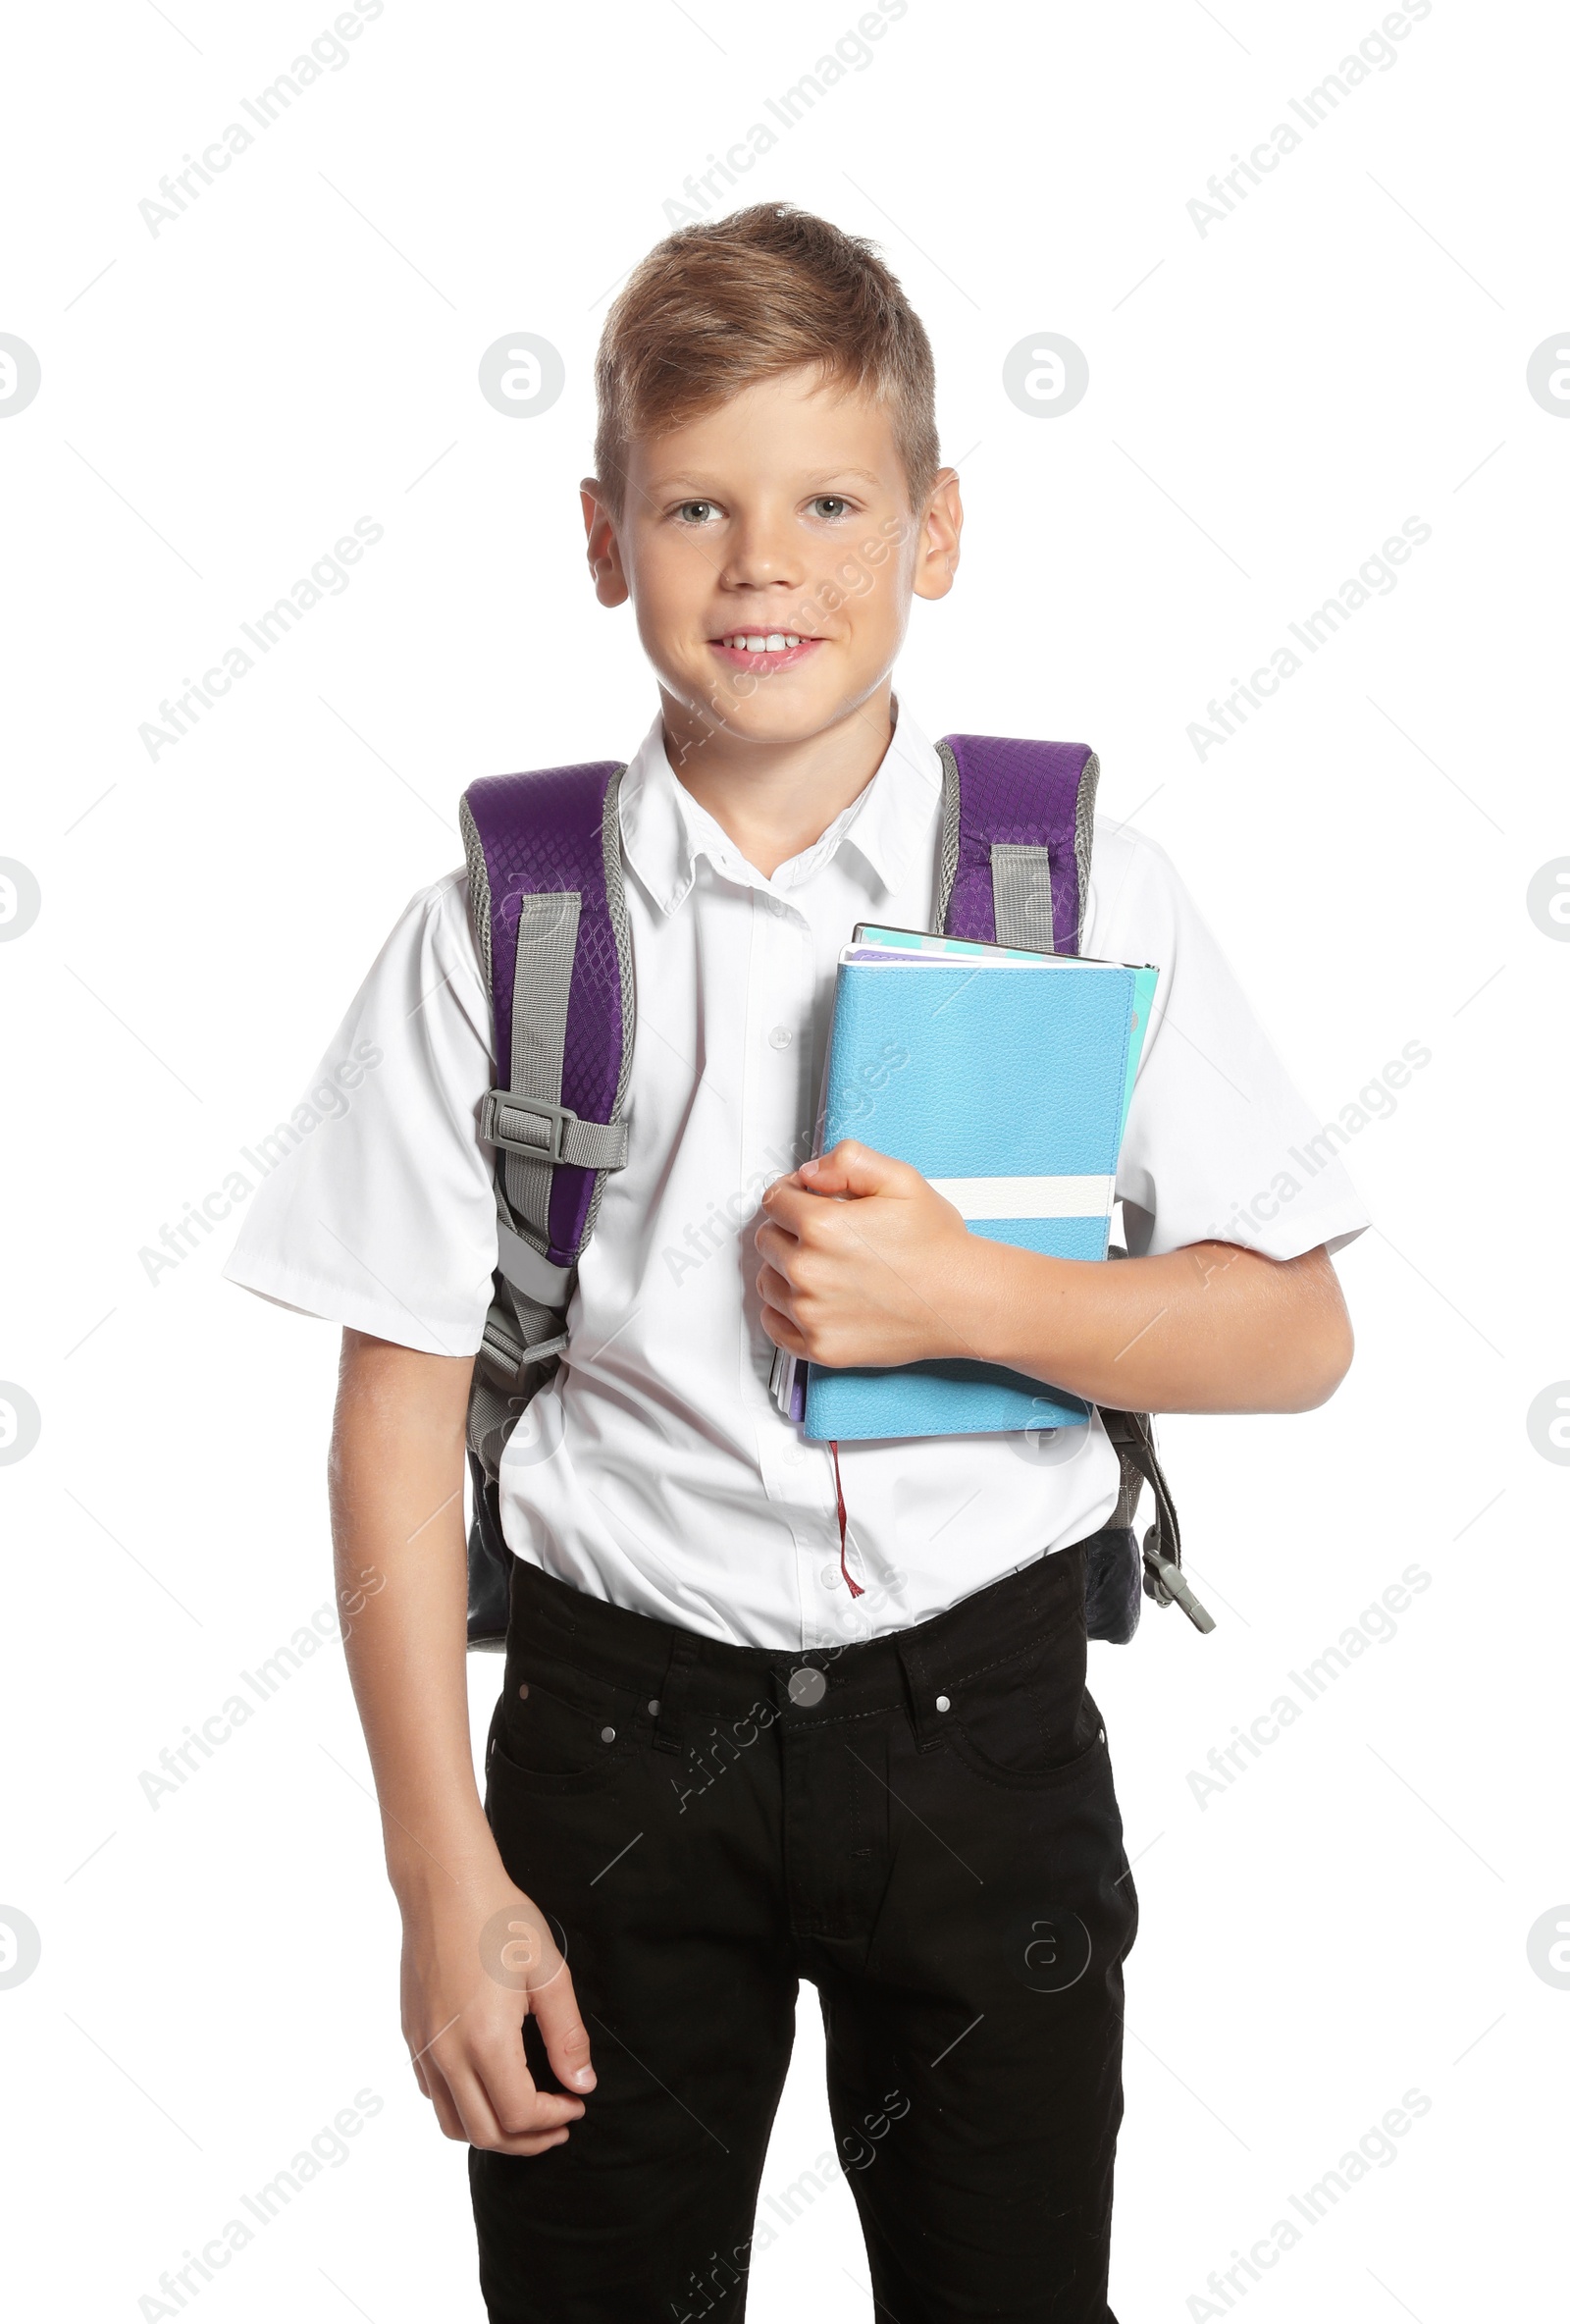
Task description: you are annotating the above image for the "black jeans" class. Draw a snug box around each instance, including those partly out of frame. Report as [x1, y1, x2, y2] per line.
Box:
[471, 1535, 1137, 2323]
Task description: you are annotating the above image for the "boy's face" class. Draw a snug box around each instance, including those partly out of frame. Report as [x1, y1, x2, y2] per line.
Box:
[582, 367, 961, 752]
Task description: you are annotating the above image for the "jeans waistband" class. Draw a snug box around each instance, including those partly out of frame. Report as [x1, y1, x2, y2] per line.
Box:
[503, 1535, 1093, 1762]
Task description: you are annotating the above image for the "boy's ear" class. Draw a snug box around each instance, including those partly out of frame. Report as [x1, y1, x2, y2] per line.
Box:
[580, 479, 630, 608]
[910, 467, 964, 604]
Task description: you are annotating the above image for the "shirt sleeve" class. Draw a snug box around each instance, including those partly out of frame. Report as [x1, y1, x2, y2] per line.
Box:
[1087, 824, 1371, 1263]
[221, 871, 499, 1355]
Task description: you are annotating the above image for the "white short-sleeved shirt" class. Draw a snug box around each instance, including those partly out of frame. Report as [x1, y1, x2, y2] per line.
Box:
[225, 704, 1369, 1650]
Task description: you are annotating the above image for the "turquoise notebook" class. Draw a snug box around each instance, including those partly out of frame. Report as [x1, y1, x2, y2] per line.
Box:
[796, 932, 1156, 1443]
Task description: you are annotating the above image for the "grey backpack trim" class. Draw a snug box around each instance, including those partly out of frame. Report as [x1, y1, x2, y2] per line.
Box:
[935, 739, 963, 926]
[459, 795, 494, 991]
[462, 768, 635, 1485]
[1073, 750, 1101, 942]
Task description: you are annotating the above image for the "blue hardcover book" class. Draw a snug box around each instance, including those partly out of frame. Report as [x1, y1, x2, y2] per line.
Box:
[799, 939, 1156, 1443]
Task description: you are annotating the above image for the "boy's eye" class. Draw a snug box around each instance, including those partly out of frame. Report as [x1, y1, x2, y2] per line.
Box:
[675, 500, 719, 525]
[810, 496, 851, 519]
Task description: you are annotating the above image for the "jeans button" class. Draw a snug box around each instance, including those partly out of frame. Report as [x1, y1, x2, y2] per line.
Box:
[789, 1665, 826, 1707]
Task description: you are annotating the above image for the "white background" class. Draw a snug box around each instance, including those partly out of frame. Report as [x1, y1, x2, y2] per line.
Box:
[2, 2, 1566, 2318]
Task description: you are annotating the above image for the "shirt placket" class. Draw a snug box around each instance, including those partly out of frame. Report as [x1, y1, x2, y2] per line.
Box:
[743, 875, 841, 1650]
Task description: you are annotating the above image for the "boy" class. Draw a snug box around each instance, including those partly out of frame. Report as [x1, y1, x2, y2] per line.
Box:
[226, 204, 1366, 2322]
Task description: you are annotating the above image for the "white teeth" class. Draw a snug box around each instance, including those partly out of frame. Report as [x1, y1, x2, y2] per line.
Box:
[723, 632, 804, 651]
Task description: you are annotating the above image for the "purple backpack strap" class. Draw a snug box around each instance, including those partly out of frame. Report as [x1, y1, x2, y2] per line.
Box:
[458, 759, 636, 1498]
[460, 761, 635, 1270]
[933, 733, 1100, 953]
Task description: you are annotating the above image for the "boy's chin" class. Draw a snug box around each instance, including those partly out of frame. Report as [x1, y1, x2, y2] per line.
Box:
[665, 669, 888, 751]
[713, 699, 866, 751]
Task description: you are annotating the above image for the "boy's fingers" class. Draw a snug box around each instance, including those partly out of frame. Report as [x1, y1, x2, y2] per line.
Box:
[531, 1967, 597, 2094]
[760, 1306, 806, 1354]
[799, 1140, 901, 1197]
[799, 1141, 923, 1201]
[755, 1264, 798, 1317]
[759, 1174, 807, 1221]
[419, 2058, 468, 2143]
[439, 2033, 583, 2153]
[470, 2031, 587, 2141]
[758, 1189, 815, 1243]
[753, 1219, 793, 1269]
[443, 2057, 529, 2150]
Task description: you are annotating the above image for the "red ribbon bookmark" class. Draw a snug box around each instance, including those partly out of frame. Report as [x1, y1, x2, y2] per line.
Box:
[828, 1440, 864, 1598]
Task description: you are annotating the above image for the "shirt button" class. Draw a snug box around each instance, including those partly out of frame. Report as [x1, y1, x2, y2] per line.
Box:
[819, 1563, 841, 1589]
[768, 1025, 793, 1049]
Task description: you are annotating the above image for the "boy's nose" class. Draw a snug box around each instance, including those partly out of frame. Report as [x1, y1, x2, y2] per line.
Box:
[719, 517, 803, 590]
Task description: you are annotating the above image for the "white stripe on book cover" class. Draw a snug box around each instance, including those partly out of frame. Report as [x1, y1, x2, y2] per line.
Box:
[926, 1174, 1116, 1219]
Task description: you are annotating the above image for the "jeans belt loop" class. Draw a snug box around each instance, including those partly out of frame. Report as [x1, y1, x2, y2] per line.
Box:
[895, 1632, 947, 1753]
[652, 1633, 700, 1757]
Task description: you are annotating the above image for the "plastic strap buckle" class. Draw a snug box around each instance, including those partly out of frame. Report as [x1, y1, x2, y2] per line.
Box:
[481, 1089, 576, 1165]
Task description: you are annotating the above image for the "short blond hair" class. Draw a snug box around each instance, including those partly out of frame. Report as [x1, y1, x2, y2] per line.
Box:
[593, 202, 940, 516]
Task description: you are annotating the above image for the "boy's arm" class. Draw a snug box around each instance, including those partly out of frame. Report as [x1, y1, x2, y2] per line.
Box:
[329, 1328, 596, 2152]
[756, 1142, 1353, 1413]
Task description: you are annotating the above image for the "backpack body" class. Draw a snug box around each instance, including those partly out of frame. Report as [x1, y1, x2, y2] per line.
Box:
[457, 736, 1211, 1650]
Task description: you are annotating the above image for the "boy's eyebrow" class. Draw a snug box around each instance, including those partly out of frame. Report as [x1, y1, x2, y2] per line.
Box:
[640, 464, 892, 496]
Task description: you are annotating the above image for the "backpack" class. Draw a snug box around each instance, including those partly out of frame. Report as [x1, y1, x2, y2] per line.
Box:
[457, 734, 1215, 1652]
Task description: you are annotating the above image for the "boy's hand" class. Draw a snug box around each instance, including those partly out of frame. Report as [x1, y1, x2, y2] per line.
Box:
[399, 1858, 596, 2155]
[755, 1140, 979, 1368]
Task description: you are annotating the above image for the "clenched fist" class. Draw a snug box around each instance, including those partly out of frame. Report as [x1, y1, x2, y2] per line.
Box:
[754, 1139, 982, 1369]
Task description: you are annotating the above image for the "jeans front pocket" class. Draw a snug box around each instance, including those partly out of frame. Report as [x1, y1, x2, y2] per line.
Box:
[942, 1621, 1105, 1791]
[488, 1651, 643, 1799]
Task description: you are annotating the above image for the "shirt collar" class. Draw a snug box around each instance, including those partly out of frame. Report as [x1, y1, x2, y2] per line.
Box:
[617, 698, 943, 918]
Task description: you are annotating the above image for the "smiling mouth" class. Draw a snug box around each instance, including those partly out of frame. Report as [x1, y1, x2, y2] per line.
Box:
[709, 631, 823, 667]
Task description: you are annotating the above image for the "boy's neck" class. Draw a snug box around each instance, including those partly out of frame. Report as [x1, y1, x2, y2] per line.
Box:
[658, 680, 898, 881]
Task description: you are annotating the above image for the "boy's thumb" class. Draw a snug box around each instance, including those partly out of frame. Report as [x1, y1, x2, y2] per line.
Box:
[532, 1965, 596, 2092]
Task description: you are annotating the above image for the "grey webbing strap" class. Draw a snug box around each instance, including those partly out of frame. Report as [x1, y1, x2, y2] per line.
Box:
[1100, 1407, 1215, 1633]
[480, 1279, 566, 1386]
[989, 844, 1057, 952]
[467, 1271, 570, 1476]
[502, 892, 581, 1239]
[495, 1216, 574, 1306]
[467, 1372, 516, 1477]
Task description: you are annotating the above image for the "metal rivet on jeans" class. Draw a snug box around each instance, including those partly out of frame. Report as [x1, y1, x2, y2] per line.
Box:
[517, 1683, 530, 1699]
[648, 1698, 660, 1717]
[935, 1694, 951, 1713]
[601, 1725, 616, 1743]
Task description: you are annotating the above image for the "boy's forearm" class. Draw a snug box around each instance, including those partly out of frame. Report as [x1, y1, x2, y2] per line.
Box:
[758, 1148, 1355, 1413]
[329, 1331, 498, 1905]
[962, 1236, 1353, 1414]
